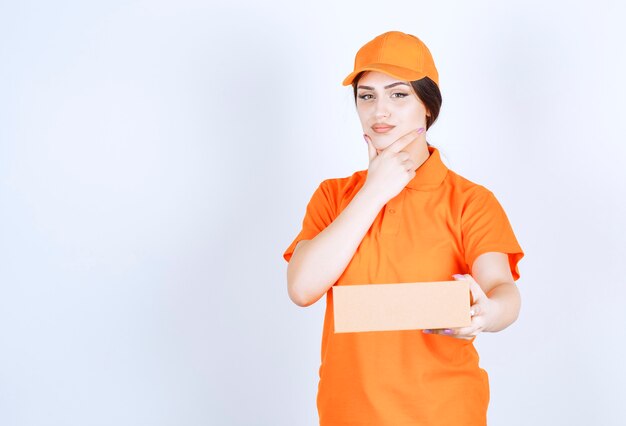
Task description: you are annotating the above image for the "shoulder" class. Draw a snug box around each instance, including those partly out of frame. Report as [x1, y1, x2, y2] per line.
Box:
[308, 170, 367, 214]
[444, 169, 514, 230]
[318, 169, 367, 197]
[445, 168, 495, 204]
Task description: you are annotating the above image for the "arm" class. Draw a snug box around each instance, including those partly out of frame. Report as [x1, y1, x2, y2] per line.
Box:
[287, 128, 425, 307]
[287, 185, 385, 307]
[424, 251, 521, 338]
[469, 251, 521, 332]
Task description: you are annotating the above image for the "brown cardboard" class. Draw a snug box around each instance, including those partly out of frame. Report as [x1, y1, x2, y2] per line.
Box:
[333, 281, 471, 333]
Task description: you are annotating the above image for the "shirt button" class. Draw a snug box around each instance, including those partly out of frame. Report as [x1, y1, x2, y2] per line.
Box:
[388, 208, 396, 214]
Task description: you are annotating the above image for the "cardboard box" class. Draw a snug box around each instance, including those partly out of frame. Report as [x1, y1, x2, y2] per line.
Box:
[333, 280, 471, 333]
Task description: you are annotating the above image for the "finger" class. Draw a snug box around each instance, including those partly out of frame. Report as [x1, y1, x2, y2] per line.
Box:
[422, 328, 445, 335]
[384, 127, 425, 154]
[453, 274, 486, 305]
[470, 303, 481, 317]
[424, 328, 456, 336]
[423, 327, 476, 340]
[402, 159, 416, 172]
[364, 134, 377, 162]
[397, 151, 410, 161]
[454, 325, 477, 336]
[468, 278, 487, 304]
[452, 273, 475, 306]
[461, 312, 487, 335]
[407, 169, 416, 181]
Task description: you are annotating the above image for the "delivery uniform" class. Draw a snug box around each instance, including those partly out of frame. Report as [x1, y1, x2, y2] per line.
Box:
[283, 145, 524, 426]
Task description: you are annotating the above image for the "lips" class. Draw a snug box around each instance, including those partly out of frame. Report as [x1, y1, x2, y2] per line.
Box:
[372, 124, 395, 134]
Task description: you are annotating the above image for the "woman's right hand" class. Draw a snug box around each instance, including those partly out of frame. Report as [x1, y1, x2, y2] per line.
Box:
[362, 127, 425, 204]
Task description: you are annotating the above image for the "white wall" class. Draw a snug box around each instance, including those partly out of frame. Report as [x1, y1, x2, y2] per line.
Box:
[1, 1, 625, 425]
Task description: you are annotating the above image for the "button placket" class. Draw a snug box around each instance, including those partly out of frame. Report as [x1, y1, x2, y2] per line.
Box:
[381, 191, 405, 235]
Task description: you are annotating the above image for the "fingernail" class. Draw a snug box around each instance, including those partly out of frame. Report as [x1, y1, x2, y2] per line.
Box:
[470, 309, 476, 316]
[422, 329, 432, 334]
[417, 127, 425, 134]
[443, 329, 453, 335]
[453, 274, 465, 280]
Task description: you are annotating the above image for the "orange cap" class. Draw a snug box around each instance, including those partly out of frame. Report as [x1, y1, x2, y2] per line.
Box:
[342, 31, 439, 87]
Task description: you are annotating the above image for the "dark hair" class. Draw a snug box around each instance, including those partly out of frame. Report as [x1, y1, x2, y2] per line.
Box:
[352, 73, 443, 145]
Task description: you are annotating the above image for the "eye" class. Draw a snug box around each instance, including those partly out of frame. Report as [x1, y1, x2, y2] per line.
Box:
[358, 93, 374, 100]
[391, 92, 409, 98]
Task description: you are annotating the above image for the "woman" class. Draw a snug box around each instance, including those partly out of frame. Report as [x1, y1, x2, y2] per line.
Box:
[282, 31, 524, 425]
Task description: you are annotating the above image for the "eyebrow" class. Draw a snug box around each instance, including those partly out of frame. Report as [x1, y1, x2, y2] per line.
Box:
[357, 82, 411, 90]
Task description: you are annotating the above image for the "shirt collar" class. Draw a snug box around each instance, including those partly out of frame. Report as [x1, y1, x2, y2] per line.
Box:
[406, 145, 448, 191]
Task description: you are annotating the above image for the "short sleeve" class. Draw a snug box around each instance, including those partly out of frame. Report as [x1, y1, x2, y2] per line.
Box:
[462, 189, 524, 281]
[282, 180, 336, 263]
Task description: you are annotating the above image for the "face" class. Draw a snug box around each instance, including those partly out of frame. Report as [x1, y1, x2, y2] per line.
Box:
[355, 71, 429, 151]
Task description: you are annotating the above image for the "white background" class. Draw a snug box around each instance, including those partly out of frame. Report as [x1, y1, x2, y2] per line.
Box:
[1, 1, 625, 425]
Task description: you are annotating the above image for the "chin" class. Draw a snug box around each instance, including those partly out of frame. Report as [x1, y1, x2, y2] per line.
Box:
[370, 134, 395, 150]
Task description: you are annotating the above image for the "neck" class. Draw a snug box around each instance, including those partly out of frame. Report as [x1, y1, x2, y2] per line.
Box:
[406, 138, 430, 170]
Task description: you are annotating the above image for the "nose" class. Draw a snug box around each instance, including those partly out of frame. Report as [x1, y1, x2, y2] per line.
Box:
[374, 99, 390, 120]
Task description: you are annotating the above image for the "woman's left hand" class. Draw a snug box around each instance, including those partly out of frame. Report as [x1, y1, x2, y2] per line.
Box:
[423, 274, 493, 340]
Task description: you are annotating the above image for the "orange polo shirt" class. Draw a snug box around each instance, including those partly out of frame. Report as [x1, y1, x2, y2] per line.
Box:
[283, 145, 524, 425]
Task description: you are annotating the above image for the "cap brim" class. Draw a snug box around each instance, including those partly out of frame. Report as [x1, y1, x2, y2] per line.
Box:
[342, 64, 429, 86]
